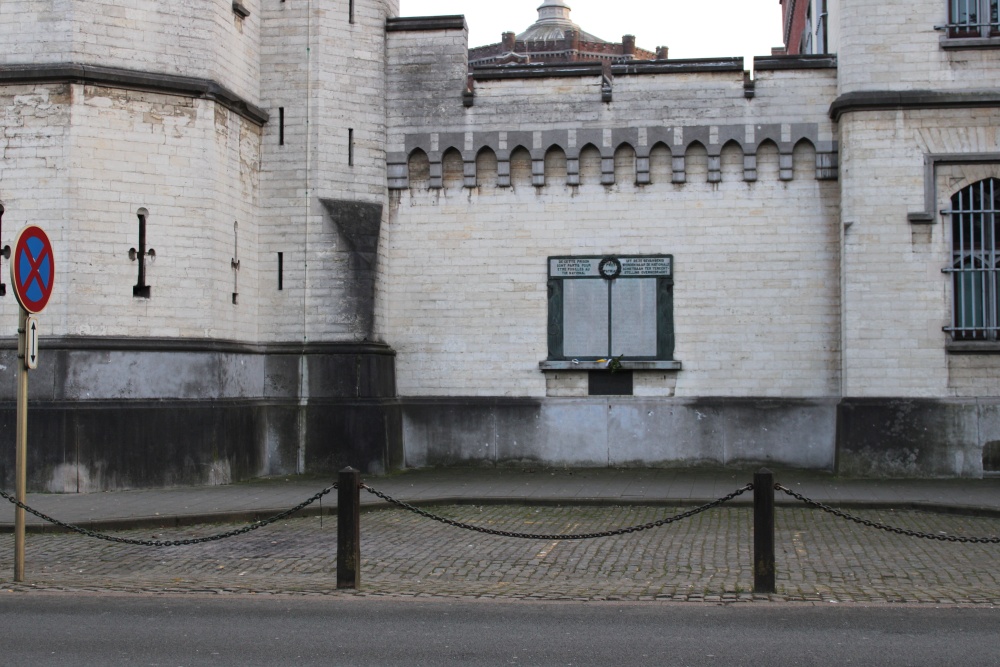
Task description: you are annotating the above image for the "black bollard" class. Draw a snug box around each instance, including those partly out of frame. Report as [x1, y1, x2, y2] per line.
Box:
[753, 468, 776, 595]
[337, 467, 361, 589]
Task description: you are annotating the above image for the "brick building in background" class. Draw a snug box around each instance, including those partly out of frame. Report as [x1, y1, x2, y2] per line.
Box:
[1, 0, 999, 491]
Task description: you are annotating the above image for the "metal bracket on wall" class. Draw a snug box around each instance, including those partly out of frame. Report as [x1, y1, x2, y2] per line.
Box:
[128, 208, 155, 298]
[0, 202, 8, 296]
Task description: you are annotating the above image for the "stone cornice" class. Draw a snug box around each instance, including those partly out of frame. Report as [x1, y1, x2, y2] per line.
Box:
[753, 54, 837, 71]
[386, 16, 467, 32]
[0, 63, 268, 125]
[611, 58, 745, 76]
[473, 62, 604, 80]
[830, 89, 1000, 121]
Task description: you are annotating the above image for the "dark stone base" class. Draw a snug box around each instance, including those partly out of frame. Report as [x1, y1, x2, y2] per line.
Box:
[836, 398, 995, 478]
[0, 399, 403, 492]
[0, 339, 403, 492]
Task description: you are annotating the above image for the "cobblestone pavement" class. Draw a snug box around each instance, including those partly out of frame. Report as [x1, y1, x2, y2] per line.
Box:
[2, 503, 999, 604]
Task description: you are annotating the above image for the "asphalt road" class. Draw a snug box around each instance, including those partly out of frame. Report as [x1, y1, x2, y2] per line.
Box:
[1, 593, 998, 666]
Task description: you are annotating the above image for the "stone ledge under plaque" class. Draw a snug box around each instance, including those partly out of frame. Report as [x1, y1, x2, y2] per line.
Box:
[539, 360, 682, 371]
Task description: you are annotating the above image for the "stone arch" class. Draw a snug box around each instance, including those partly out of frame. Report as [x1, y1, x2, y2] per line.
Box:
[614, 142, 636, 186]
[441, 147, 464, 190]
[685, 141, 709, 183]
[720, 140, 744, 182]
[649, 142, 672, 184]
[756, 140, 780, 182]
[476, 146, 498, 188]
[793, 138, 817, 181]
[408, 148, 430, 189]
[544, 144, 568, 187]
[510, 146, 532, 187]
[579, 143, 602, 185]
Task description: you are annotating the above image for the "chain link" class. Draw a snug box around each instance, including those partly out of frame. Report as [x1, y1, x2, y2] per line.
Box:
[0, 484, 338, 547]
[360, 482, 754, 540]
[775, 484, 1000, 544]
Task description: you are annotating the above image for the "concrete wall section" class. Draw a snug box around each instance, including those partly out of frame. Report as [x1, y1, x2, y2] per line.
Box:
[402, 397, 838, 471]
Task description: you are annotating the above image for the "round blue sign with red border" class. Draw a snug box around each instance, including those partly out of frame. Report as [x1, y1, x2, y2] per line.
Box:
[10, 225, 55, 314]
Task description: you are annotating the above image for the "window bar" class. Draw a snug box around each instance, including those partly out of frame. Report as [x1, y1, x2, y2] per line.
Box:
[957, 188, 967, 338]
[979, 198, 988, 337]
[983, 180, 991, 337]
[980, 179, 997, 340]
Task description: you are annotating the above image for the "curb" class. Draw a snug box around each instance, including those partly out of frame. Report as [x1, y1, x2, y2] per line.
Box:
[3, 496, 1000, 535]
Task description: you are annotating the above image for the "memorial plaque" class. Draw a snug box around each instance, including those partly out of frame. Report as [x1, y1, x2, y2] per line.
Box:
[547, 254, 674, 362]
[562, 279, 608, 357]
[611, 278, 658, 357]
[620, 256, 671, 277]
[550, 257, 600, 278]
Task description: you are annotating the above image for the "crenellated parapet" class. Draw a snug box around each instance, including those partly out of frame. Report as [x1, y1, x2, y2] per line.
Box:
[388, 122, 838, 190]
[387, 16, 840, 191]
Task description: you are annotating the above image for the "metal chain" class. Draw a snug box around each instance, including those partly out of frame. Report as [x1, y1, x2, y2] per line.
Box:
[0, 483, 338, 547]
[775, 484, 1000, 544]
[360, 482, 754, 540]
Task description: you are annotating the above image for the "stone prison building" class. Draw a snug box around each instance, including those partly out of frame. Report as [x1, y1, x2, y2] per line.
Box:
[1, 0, 1000, 491]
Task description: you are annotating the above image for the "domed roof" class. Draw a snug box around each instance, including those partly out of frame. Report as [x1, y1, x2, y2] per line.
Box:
[515, 0, 608, 43]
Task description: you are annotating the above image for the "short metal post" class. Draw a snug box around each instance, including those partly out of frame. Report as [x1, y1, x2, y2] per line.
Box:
[14, 307, 28, 582]
[753, 468, 776, 595]
[337, 467, 361, 589]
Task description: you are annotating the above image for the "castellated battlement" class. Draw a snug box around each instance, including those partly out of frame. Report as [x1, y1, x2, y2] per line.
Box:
[387, 18, 839, 192]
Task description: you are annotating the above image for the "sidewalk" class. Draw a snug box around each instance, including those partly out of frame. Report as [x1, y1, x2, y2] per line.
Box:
[4, 466, 1000, 533]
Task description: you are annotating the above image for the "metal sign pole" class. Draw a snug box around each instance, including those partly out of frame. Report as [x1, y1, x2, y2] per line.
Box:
[9, 223, 55, 582]
[14, 306, 28, 581]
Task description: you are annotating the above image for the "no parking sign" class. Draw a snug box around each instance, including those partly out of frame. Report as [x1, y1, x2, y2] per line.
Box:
[10, 225, 55, 314]
[9, 224, 55, 582]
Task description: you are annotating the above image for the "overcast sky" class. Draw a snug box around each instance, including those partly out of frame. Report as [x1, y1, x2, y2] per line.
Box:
[398, 1, 785, 66]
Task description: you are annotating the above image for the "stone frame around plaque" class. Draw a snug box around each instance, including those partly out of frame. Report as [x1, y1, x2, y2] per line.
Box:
[546, 254, 675, 365]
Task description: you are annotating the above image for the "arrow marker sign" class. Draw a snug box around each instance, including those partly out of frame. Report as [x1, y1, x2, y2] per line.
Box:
[25, 315, 38, 370]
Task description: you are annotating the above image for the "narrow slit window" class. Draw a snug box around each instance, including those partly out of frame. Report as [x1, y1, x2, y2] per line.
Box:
[348, 128, 354, 166]
[278, 252, 284, 291]
[349, 0, 355, 23]
[279, 108, 285, 146]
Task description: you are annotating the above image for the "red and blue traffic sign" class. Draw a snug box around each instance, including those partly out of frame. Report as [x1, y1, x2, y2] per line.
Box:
[10, 225, 55, 314]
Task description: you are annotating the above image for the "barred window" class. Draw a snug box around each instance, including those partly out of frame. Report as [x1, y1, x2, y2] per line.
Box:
[949, 0, 1000, 38]
[946, 178, 1000, 341]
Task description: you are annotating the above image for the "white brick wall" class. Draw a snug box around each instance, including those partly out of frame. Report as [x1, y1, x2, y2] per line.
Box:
[0, 0, 261, 106]
[0, 84, 261, 341]
[836, 0, 1000, 95]
[384, 148, 841, 398]
[840, 108, 1000, 398]
[258, 0, 398, 345]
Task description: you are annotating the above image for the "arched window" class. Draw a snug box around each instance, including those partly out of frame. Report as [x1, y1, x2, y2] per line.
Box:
[946, 178, 1000, 340]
